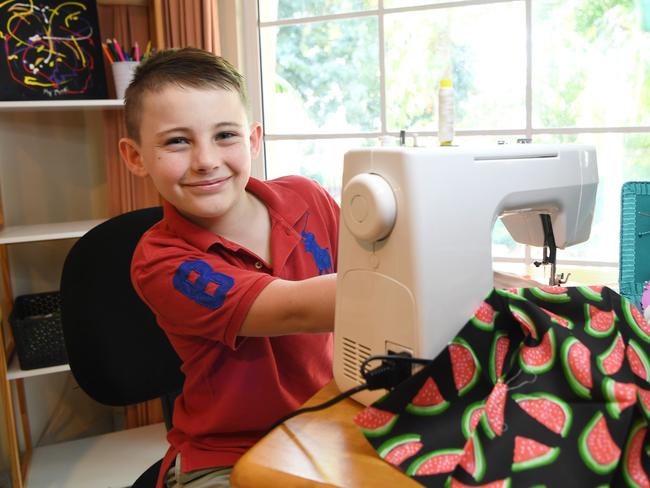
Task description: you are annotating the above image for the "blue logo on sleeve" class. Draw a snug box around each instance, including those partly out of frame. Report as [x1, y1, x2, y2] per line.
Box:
[301, 214, 333, 275]
[173, 260, 234, 309]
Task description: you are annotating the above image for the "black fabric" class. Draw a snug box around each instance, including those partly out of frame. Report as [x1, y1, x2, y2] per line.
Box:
[354, 286, 650, 487]
[131, 458, 163, 488]
[60, 207, 184, 406]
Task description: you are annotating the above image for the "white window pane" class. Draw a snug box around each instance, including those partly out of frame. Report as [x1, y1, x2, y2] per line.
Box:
[259, 0, 377, 22]
[533, 0, 650, 128]
[384, 2, 526, 132]
[264, 138, 379, 199]
[260, 17, 380, 134]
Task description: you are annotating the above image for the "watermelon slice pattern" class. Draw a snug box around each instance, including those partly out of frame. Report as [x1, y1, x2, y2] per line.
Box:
[602, 378, 637, 420]
[561, 336, 593, 399]
[355, 286, 650, 486]
[584, 304, 617, 338]
[638, 387, 650, 419]
[518, 328, 556, 374]
[489, 331, 510, 384]
[623, 296, 650, 343]
[597, 331, 625, 376]
[627, 339, 650, 382]
[471, 301, 498, 331]
[449, 338, 481, 397]
[577, 285, 605, 302]
[512, 436, 561, 472]
[353, 406, 398, 438]
[578, 412, 621, 475]
[540, 306, 574, 329]
[458, 435, 486, 481]
[622, 419, 650, 488]
[461, 401, 485, 439]
[529, 286, 571, 303]
[509, 305, 538, 339]
[482, 381, 508, 438]
[511, 392, 573, 437]
[406, 377, 449, 416]
[378, 433, 423, 466]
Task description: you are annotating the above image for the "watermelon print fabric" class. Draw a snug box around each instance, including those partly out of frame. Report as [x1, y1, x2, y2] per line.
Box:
[353, 286, 650, 487]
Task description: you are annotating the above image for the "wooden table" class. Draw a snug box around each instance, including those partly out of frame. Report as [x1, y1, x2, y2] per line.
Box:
[230, 381, 421, 487]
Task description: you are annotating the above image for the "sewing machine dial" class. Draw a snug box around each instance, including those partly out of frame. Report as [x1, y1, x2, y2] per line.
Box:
[342, 173, 396, 242]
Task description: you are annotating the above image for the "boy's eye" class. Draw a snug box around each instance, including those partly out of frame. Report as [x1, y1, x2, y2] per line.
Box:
[165, 137, 189, 145]
[216, 131, 237, 141]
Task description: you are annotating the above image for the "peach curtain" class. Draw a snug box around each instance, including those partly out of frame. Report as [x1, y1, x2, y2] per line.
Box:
[152, 0, 221, 54]
[97, 0, 221, 429]
[98, 4, 164, 428]
[98, 4, 161, 217]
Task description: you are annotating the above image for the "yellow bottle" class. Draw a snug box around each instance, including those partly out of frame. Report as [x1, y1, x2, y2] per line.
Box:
[438, 78, 454, 146]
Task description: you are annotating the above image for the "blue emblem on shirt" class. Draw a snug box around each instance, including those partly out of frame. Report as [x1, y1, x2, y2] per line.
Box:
[173, 260, 234, 309]
[301, 214, 333, 275]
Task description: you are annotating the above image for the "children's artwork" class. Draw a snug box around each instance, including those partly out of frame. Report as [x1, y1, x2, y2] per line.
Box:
[0, 0, 108, 101]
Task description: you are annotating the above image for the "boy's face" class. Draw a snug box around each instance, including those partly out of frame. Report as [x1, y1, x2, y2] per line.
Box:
[120, 85, 261, 228]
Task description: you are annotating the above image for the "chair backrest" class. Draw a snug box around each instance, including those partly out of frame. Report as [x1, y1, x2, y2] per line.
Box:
[60, 207, 183, 406]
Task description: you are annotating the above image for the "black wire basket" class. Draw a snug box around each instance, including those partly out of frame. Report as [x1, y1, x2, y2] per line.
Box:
[9, 291, 68, 370]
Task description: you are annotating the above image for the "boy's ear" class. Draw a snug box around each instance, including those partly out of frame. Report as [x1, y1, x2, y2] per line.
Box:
[118, 138, 148, 177]
[249, 122, 262, 159]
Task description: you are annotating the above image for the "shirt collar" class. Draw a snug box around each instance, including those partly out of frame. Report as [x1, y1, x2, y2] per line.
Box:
[162, 177, 309, 253]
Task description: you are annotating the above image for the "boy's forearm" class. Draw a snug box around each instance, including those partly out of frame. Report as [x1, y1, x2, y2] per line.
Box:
[239, 273, 337, 337]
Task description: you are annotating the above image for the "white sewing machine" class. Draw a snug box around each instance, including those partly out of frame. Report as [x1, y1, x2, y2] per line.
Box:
[333, 144, 598, 405]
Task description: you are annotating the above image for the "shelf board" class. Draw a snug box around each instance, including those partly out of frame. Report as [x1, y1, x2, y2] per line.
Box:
[7, 354, 70, 381]
[27, 423, 168, 488]
[0, 99, 124, 111]
[0, 219, 106, 245]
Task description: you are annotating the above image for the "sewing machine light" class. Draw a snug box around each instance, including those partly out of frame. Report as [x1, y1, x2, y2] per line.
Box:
[342, 173, 397, 242]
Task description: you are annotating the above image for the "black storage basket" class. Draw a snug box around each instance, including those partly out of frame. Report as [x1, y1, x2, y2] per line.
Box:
[9, 291, 68, 370]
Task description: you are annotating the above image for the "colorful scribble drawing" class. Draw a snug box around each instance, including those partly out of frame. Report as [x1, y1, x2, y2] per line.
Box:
[0, 0, 107, 100]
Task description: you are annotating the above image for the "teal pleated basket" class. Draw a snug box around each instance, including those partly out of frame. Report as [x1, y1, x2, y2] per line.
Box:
[619, 181, 650, 309]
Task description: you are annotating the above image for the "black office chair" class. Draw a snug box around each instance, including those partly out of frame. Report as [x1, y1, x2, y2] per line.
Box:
[60, 207, 184, 487]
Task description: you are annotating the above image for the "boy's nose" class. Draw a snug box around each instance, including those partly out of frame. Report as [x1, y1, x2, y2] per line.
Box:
[191, 144, 221, 172]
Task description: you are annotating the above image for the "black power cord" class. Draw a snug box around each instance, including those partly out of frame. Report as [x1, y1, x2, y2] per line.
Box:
[265, 353, 434, 434]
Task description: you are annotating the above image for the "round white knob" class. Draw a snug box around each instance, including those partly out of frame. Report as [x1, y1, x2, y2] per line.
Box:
[342, 173, 396, 242]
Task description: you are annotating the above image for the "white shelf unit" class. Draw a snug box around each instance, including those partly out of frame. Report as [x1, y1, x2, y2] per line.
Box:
[7, 354, 70, 382]
[0, 219, 107, 245]
[0, 100, 164, 488]
[0, 219, 104, 381]
[0, 99, 124, 112]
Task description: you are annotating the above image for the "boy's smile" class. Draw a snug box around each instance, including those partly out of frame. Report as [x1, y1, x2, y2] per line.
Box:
[120, 85, 262, 234]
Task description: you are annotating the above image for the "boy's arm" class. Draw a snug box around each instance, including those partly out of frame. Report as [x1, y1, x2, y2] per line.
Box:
[239, 273, 336, 336]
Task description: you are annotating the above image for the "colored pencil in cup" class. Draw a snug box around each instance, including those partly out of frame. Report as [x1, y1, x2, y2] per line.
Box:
[101, 43, 114, 64]
[113, 38, 126, 61]
[106, 39, 119, 61]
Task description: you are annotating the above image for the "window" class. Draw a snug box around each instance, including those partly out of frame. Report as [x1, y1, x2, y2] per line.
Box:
[247, 0, 650, 283]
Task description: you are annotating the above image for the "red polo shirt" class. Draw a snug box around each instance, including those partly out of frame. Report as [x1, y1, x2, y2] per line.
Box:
[131, 175, 338, 478]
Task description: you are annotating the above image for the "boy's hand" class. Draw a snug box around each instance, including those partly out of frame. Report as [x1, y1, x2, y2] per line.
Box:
[239, 273, 336, 337]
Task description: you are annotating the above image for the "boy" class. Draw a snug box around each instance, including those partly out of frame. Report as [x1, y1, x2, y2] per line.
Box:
[118, 47, 338, 487]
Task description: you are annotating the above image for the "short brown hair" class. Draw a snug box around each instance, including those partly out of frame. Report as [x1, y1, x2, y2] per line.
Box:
[123, 47, 248, 141]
